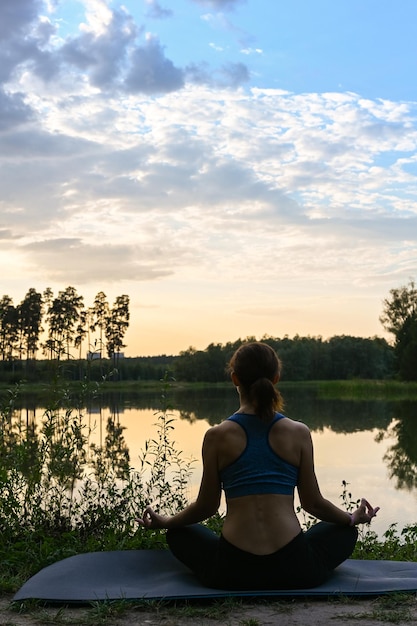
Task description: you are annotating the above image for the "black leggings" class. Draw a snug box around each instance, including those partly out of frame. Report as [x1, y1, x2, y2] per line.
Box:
[166, 522, 358, 590]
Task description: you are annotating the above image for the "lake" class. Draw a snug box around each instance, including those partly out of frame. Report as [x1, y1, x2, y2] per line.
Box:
[20, 384, 417, 537]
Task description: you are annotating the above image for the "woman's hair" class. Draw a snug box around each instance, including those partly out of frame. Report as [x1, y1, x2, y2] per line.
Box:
[228, 341, 283, 422]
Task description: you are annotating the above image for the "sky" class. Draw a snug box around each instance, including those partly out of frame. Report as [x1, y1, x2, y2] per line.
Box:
[1, 0, 417, 357]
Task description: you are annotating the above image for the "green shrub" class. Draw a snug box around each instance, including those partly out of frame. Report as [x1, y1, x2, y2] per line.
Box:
[0, 376, 193, 591]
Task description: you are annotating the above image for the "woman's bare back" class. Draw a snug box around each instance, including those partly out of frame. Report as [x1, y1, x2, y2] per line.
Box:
[215, 416, 307, 554]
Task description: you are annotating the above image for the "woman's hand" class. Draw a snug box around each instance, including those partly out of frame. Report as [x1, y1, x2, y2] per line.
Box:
[351, 498, 380, 525]
[136, 506, 171, 530]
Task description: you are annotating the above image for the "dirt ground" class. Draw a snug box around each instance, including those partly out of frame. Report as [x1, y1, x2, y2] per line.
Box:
[2, 593, 417, 626]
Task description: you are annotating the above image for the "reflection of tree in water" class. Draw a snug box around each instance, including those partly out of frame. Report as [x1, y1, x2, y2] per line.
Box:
[20, 387, 394, 432]
[9, 389, 417, 491]
[175, 388, 238, 425]
[0, 407, 43, 487]
[90, 413, 130, 480]
[167, 388, 417, 495]
[171, 387, 394, 434]
[283, 389, 394, 434]
[1, 405, 131, 486]
[376, 401, 417, 490]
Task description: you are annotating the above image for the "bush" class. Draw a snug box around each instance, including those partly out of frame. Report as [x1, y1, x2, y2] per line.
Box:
[0, 376, 193, 591]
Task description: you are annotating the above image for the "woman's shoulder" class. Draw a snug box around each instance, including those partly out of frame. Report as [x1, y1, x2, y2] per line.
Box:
[202, 419, 246, 462]
[209, 417, 242, 435]
[203, 418, 237, 441]
[274, 414, 311, 436]
[204, 416, 248, 447]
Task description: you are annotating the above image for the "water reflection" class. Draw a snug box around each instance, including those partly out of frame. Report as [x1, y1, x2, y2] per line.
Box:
[8, 388, 417, 476]
[377, 401, 417, 491]
[89, 417, 131, 480]
[103, 385, 396, 434]
[3, 386, 417, 532]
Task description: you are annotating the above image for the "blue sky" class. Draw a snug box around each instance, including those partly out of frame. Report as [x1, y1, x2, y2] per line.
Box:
[1, 0, 416, 356]
[126, 0, 417, 99]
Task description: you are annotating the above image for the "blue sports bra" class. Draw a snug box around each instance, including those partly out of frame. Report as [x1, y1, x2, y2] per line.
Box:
[220, 412, 299, 499]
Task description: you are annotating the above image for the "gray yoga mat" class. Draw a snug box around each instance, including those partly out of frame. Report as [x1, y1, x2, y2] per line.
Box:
[13, 550, 417, 603]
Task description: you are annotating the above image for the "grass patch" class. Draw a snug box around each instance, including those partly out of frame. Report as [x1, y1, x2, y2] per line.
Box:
[334, 594, 417, 623]
[4, 378, 417, 401]
[312, 379, 417, 401]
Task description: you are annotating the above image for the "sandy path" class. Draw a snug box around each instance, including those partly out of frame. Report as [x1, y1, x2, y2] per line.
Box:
[3, 594, 417, 625]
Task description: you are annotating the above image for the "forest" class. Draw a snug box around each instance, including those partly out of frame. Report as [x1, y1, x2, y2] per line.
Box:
[0, 279, 416, 383]
[0, 334, 396, 384]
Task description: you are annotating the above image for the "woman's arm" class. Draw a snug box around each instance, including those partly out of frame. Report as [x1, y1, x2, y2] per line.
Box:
[296, 423, 379, 525]
[137, 426, 222, 530]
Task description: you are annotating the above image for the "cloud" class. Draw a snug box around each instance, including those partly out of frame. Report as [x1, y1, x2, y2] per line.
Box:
[0, 0, 52, 84]
[0, 126, 97, 158]
[0, 0, 253, 97]
[22, 238, 176, 283]
[209, 42, 224, 52]
[0, 127, 104, 230]
[60, 8, 137, 89]
[0, 0, 42, 39]
[0, 89, 34, 129]
[191, 0, 245, 10]
[186, 60, 249, 88]
[199, 5, 255, 54]
[240, 47, 263, 56]
[144, 0, 173, 19]
[124, 36, 184, 93]
[1, 1, 416, 302]
[0, 229, 18, 242]
[215, 61, 249, 87]
[3, 86, 417, 241]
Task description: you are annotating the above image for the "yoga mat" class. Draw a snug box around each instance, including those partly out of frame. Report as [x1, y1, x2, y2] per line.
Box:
[13, 550, 417, 604]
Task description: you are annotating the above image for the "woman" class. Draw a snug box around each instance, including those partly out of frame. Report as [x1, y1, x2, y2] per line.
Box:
[138, 341, 379, 590]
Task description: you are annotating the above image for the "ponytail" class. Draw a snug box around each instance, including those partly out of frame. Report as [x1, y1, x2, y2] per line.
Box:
[248, 377, 283, 423]
[228, 342, 284, 423]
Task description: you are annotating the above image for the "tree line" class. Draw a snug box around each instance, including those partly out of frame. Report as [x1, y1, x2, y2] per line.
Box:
[0, 279, 415, 383]
[172, 335, 394, 382]
[0, 287, 130, 365]
[0, 334, 394, 385]
[174, 278, 415, 383]
[167, 279, 417, 383]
